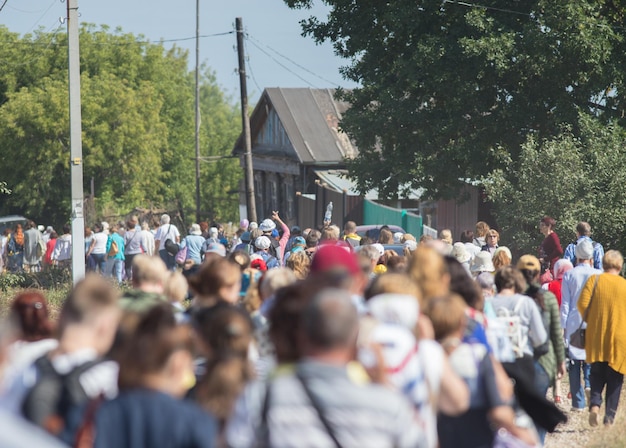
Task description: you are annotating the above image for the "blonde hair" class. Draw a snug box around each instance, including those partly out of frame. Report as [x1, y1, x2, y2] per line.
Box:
[603, 250, 624, 272]
[492, 248, 512, 270]
[259, 268, 297, 301]
[378, 228, 393, 244]
[440, 229, 453, 245]
[365, 273, 420, 300]
[286, 251, 310, 280]
[163, 271, 188, 304]
[475, 221, 490, 238]
[408, 246, 449, 304]
[132, 255, 168, 287]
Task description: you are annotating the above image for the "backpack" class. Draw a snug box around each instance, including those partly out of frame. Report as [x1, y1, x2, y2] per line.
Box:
[494, 299, 527, 360]
[269, 239, 281, 261]
[107, 239, 119, 257]
[22, 355, 102, 436]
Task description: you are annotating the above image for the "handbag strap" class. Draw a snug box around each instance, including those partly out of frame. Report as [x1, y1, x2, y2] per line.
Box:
[296, 371, 343, 448]
[578, 274, 600, 329]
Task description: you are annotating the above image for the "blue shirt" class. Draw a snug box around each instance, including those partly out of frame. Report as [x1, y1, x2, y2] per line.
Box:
[179, 234, 205, 264]
[94, 389, 217, 448]
[560, 264, 603, 360]
[563, 236, 604, 270]
[106, 233, 125, 260]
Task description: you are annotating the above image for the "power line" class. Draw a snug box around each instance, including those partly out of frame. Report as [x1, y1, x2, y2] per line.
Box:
[246, 33, 338, 86]
[24, 0, 59, 35]
[246, 37, 318, 88]
[0, 0, 9, 14]
[0, 30, 234, 46]
[244, 37, 262, 94]
[442, 0, 531, 17]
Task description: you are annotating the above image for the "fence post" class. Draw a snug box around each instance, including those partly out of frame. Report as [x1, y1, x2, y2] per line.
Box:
[401, 209, 408, 231]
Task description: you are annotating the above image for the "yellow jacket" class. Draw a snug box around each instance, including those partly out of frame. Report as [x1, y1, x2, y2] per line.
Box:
[578, 273, 626, 374]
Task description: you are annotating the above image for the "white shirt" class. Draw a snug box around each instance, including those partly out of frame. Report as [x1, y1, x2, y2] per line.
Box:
[155, 224, 180, 250]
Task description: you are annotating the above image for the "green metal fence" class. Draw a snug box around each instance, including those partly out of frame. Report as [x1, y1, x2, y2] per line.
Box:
[363, 199, 423, 238]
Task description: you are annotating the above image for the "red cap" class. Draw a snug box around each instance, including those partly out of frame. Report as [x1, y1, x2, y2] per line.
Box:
[250, 258, 267, 271]
[310, 245, 360, 275]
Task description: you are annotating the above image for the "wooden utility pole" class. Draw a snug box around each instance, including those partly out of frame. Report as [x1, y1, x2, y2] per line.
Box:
[236, 17, 257, 223]
[67, 0, 85, 283]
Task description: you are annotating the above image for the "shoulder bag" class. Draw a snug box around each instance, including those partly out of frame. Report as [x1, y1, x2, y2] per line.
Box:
[569, 275, 600, 349]
[164, 224, 179, 256]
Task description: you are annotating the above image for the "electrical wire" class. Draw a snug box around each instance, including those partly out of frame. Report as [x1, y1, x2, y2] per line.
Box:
[0, 0, 9, 14]
[23, 0, 59, 35]
[244, 37, 262, 94]
[246, 33, 338, 86]
[246, 37, 318, 88]
[3, 20, 65, 69]
[442, 0, 531, 17]
[0, 30, 234, 46]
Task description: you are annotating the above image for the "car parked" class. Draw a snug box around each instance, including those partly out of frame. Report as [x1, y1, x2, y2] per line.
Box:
[355, 225, 405, 241]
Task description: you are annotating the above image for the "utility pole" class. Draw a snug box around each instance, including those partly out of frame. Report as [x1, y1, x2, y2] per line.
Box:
[236, 17, 257, 223]
[194, 0, 201, 223]
[67, 0, 85, 283]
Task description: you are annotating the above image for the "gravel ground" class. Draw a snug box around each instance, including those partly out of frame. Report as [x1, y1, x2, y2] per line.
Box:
[544, 376, 625, 448]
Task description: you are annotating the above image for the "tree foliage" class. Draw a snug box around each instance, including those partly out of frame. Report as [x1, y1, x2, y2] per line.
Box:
[285, 0, 626, 201]
[0, 25, 241, 228]
[485, 113, 626, 255]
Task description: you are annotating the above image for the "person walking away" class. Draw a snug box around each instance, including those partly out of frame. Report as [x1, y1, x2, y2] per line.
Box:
[86, 223, 108, 275]
[106, 225, 125, 284]
[178, 224, 205, 266]
[517, 255, 566, 444]
[43, 232, 58, 270]
[51, 225, 72, 269]
[561, 240, 602, 411]
[577, 250, 626, 427]
[123, 216, 147, 281]
[538, 216, 563, 273]
[140, 222, 155, 256]
[226, 288, 427, 447]
[154, 214, 180, 271]
[563, 221, 604, 270]
[23, 221, 43, 273]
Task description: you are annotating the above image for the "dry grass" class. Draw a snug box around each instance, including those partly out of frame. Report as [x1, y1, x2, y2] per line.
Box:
[0, 286, 68, 320]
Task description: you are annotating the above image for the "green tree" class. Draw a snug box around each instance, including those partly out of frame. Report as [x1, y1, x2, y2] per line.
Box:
[285, 1, 626, 201]
[485, 113, 626, 255]
[0, 25, 241, 227]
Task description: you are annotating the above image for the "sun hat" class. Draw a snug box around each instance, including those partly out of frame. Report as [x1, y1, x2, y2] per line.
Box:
[403, 240, 418, 252]
[259, 219, 276, 232]
[189, 223, 202, 236]
[470, 251, 495, 273]
[240, 219, 249, 229]
[255, 236, 271, 250]
[452, 242, 471, 264]
[240, 231, 251, 243]
[249, 222, 258, 231]
[204, 242, 226, 257]
[368, 293, 420, 330]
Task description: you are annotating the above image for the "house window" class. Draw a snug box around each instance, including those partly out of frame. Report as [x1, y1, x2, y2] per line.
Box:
[269, 178, 278, 212]
[285, 181, 294, 220]
[254, 173, 264, 218]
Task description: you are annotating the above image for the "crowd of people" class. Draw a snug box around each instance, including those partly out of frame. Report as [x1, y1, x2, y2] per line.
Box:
[0, 213, 625, 447]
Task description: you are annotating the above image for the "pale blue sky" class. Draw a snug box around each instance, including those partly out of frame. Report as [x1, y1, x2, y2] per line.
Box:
[1, 0, 357, 100]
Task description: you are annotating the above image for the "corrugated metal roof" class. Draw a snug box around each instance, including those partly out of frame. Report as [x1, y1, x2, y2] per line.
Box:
[315, 169, 424, 200]
[233, 88, 357, 164]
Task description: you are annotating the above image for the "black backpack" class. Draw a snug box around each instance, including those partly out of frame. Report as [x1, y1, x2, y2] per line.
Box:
[22, 355, 102, 436]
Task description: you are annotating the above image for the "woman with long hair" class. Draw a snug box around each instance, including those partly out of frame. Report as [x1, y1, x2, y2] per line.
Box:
[192, 304, 254, 440]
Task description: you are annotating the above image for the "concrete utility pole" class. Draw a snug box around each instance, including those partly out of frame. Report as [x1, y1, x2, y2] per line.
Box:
[67, 0, 85, 283]
[194, 0, 202, 223]
[236, 17, 257, 223]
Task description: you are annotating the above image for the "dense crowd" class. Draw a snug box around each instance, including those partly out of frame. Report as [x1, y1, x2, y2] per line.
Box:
[0, 213, 625, 448]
